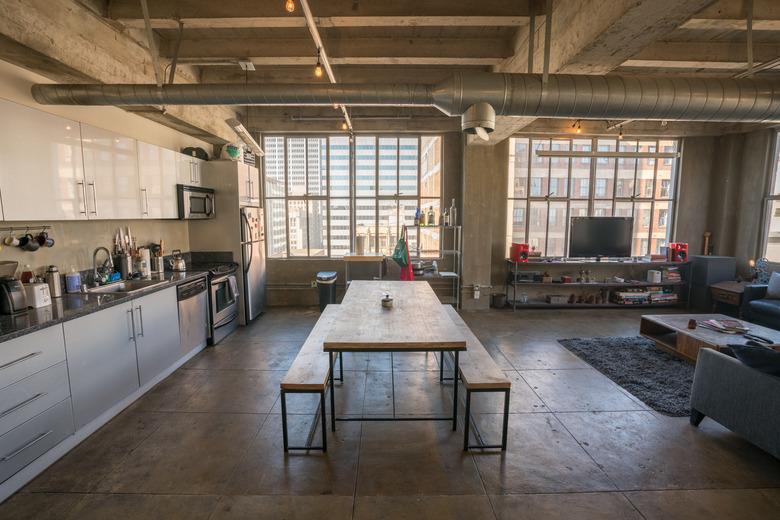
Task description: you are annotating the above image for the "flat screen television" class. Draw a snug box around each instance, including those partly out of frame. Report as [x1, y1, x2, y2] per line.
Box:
[569, 217, 633, 258]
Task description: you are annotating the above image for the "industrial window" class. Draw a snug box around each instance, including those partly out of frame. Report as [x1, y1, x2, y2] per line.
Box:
[264, 134, 442, 259]
[761, 132, 780, 262]
[506, 137, 679, 258]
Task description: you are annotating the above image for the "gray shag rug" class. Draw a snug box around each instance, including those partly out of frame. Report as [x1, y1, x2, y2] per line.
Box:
[558, 336, 694, 417]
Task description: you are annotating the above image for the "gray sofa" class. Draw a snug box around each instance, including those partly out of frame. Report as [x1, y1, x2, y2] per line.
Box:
[741, 284, 780, 330]
[690, 348, 780, 459]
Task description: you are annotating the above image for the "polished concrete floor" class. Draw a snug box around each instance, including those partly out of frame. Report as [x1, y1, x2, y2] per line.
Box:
[2, 307, 780, 519]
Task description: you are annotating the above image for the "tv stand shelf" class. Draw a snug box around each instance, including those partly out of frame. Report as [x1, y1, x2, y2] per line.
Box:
[504, 258, 690, 311]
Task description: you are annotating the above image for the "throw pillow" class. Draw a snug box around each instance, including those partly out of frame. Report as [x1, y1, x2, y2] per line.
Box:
[766, 271, 780, 299]
[728, 344, 780, 376]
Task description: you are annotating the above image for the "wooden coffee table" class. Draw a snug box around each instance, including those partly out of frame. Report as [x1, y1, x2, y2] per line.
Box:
[640, 313, 780, 363]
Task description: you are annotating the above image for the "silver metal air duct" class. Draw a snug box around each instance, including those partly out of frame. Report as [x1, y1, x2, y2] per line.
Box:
[31, 72, 780, 123]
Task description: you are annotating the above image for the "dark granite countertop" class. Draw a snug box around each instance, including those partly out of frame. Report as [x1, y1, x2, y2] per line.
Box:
[0, 270, 209, 344]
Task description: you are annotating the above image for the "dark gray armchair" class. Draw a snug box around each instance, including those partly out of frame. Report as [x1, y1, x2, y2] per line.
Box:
[691, 348, 780, 460]
[741, 284, 780, 330]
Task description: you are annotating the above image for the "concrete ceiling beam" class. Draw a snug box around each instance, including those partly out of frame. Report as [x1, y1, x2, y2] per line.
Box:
[681, 0, 780, 30]
[0, 0, 236, 144]
[630, 40, 780, 64]
[117, 16, 529, 30]
[160, 37, 512, 61]
[482, 0, 717, 145]
[107, 0, 538, 19]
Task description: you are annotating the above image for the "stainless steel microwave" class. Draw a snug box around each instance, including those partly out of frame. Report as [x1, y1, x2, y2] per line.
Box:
[177, 185, 215, 219]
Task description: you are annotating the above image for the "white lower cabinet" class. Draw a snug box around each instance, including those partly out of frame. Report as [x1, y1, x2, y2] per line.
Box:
[133, 287, 181, 386]
[0, 398, 74, 483]
[63, 301, 139, 429]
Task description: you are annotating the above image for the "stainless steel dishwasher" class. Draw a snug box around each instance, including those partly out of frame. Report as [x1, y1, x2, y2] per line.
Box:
[177, 277, 209, 355]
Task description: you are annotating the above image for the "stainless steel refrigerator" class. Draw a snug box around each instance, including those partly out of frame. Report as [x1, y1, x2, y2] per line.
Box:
[240, 206, 267, 322]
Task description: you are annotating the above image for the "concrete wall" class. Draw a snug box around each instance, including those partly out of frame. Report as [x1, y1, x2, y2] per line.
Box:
[461, 139, 509, 310]
[703, 129, 774, 274]
[676, 136, 716, 256]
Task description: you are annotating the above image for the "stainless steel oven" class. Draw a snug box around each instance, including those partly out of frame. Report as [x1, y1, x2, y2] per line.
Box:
[177, 184, 215, 220]
[209, 270, 238, 345]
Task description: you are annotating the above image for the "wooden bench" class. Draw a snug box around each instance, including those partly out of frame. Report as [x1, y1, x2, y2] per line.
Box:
[280, 304, 342, 452]
[441, 305, 511, 451]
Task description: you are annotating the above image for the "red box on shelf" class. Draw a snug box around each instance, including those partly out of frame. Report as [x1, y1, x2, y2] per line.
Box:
[669, 243, 688, 262]
[510, 243, 530, 263]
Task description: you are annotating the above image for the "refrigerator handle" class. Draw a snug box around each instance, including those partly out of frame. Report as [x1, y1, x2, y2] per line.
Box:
[241, 211, 253, 272]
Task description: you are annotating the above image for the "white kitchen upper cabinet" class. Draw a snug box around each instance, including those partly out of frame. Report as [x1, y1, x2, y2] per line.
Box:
[0, 99, 87, 221]
[177, 154, 202, 187]
[138, 142, 178, 219]
[238, 163, 260, 207]
[81, 124, 142, 219]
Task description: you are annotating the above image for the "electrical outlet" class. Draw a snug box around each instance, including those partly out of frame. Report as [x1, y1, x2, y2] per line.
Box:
[310, 280, 317, 288]
[473, 284, 481, 299]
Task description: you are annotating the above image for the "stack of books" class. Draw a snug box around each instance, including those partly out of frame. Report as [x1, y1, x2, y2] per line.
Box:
[613, 291, 650, 305]
[649, 292, 678, 304]
[661, 267, 681, 282]
[699, 319, 748, 334]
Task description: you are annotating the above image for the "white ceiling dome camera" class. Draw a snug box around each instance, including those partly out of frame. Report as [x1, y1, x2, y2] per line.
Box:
[461, 102, 496, 141]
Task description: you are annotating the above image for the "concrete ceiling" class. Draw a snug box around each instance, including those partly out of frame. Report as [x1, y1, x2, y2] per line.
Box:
[2, 0, 780, 143]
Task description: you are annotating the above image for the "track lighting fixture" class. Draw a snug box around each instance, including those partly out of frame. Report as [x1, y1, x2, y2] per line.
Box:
[314, 48, 324, 78]
[618, 126, 624, 140]
[571, 119, 582, 133]
[285, 0, 295, 13]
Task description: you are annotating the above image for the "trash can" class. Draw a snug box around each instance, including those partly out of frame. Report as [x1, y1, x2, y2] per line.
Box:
[316, 271, 338, 311]
[491, 292, 507, 309]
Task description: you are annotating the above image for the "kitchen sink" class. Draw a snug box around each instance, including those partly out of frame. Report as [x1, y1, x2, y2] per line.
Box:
[86, 279, 169, 294]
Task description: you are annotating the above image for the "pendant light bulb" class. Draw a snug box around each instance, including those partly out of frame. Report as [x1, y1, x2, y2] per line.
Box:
[576, 120, 582, 133]
[341, 121, 348, 131]
[314, 48, 324, 78]
[285, 0, 295, 13]
[618, 126, 624, 140]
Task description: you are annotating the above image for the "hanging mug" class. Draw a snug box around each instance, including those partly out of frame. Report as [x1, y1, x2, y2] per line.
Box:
[36, 231, 48, 246]
[19, 234, 40, 251]
[3, 235, 19, 247]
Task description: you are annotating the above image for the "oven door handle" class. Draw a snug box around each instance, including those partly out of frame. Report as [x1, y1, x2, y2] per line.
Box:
[228, 275, 239, 300]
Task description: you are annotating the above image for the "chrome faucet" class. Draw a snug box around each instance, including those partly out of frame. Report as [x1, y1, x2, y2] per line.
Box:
[92, 246, 114, 286]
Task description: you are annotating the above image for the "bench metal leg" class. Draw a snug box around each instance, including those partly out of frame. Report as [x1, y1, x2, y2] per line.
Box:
[329, 352, 336, 432]
[281, 390, 289, 452]
[439, 352, 444, 383]
[337, 352, 344, 382]
[320, 390, 328, 452]
[463, 390, 471, 451]
[281, 388, 328, 452]
[452, 350, 459, 431]
[463, 388, 510, 451]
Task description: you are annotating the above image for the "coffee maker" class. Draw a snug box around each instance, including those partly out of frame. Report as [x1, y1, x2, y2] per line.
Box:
[0, 276, 27, 314]
[0, 261, 28, 315]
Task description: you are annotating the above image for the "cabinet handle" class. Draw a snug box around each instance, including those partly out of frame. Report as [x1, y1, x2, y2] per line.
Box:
[141, 188, 149, 215]
[136, 305, 145, 337]
[77, 181, 87, 215]
[2, 430, 53, 462]
[0, 393, 47, 419]
[0, 351, 42, 371]
[88, 182, 98, 215]
[127, 308, 136, 341]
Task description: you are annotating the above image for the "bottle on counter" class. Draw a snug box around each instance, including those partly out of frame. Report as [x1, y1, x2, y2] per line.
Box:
[449, 199, 457, 227]
[46, 265, 62, 298]
[427, 206, 435, 226]
[414, 208, 421, 226]
[65, 267, 81, 294]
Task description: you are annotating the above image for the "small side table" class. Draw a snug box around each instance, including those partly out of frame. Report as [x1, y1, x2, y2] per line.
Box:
[343, 253, 385, 283]
[710, 280, 747, 317]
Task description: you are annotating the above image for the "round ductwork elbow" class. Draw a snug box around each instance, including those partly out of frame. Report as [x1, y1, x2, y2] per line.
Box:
[461, 102, 496, 141]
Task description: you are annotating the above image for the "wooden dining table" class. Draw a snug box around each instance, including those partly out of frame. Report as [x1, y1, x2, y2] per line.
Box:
[322, 280, 467, 432]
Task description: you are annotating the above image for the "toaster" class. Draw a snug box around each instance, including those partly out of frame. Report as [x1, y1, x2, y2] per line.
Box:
[25, 283, 52, 309]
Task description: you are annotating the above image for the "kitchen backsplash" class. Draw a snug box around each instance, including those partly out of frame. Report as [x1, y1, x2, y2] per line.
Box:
[0, 219, 190, 277]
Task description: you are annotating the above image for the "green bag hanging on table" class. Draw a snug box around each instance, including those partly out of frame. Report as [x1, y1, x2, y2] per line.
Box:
[392, 227, 409, 267]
